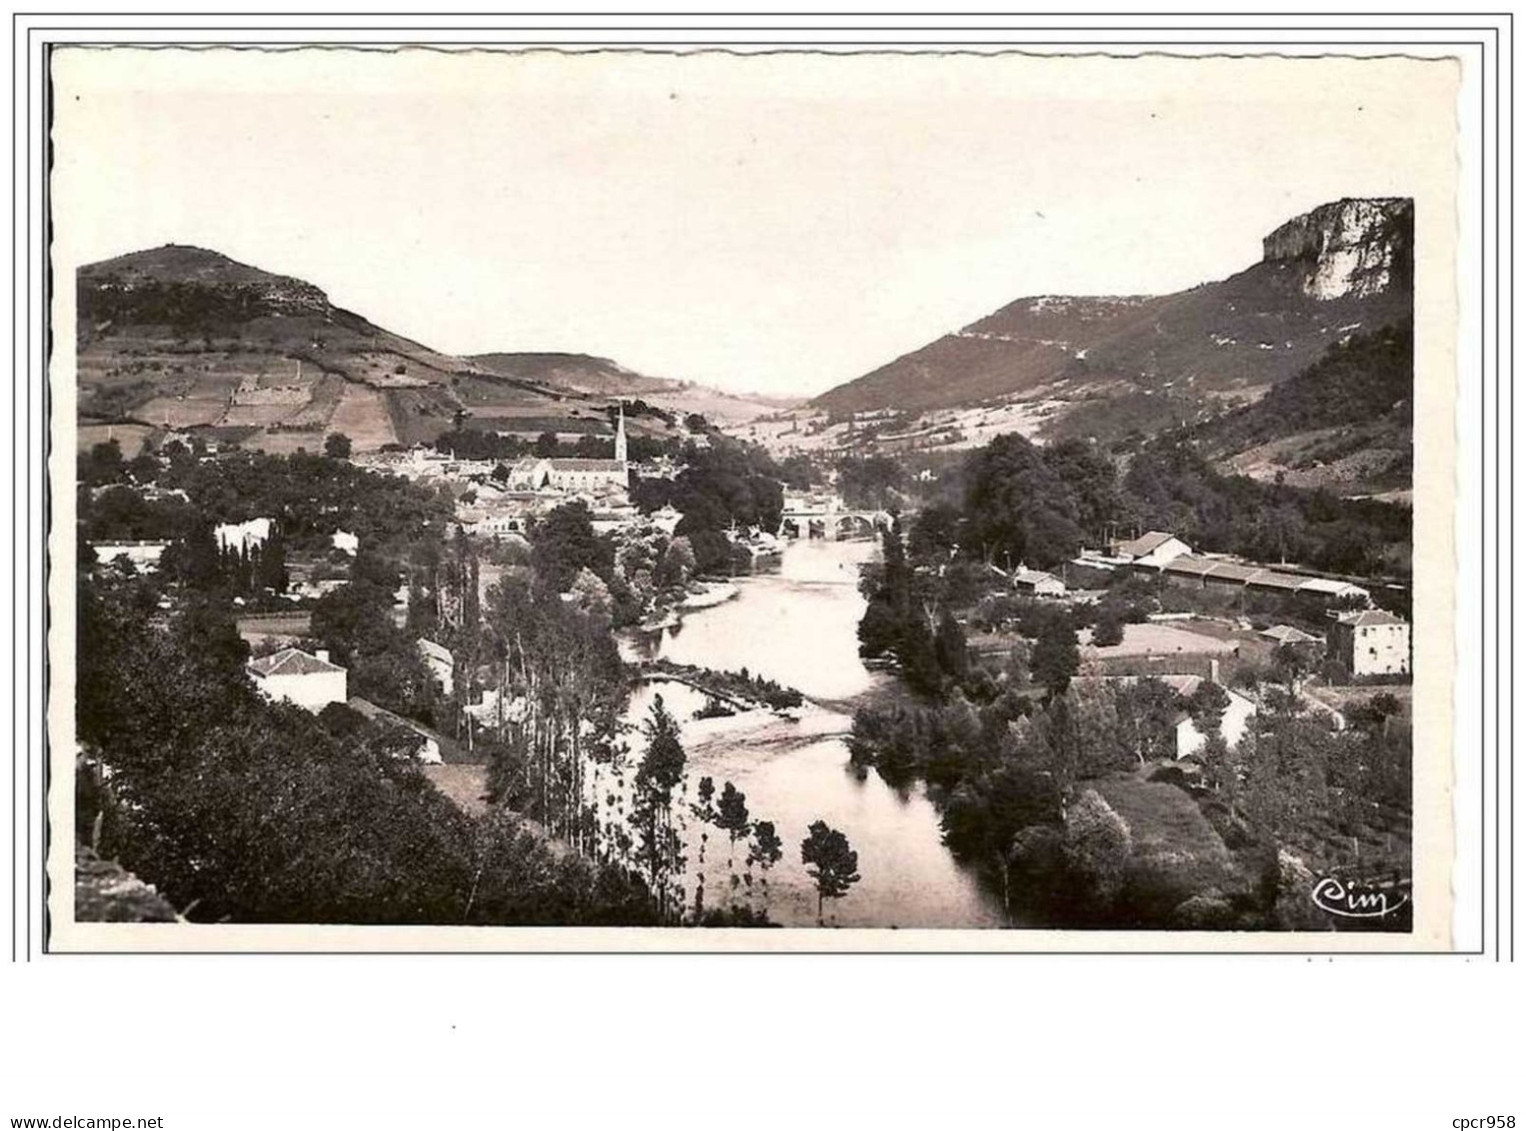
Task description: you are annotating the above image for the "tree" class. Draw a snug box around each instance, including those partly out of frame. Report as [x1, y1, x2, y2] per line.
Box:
[531, 502, 612, 593]
[714, 781, 751, 889]
[800, 820, 861, 926]
[933, 609, 970, 690]
[962, 433, 1088, 569]
[1350, 692, 1403, 737]
[632, 695, 687, 919]
[1061, 789, 1132, 910]
[941, 765, 1061, 923]
[1031, 617, 1080, 697]
[1272, 643, 1312, 695]
[689, 775, 718, 918]
[567, 567, 612, 618]
[81, 439, 125, 487]
[1092, 611, 1125, 648]
[1187, 681, 1231, 738]
[324, 432, 353, 460]
[253, 525, 289, 593]
[746, 820, 784, 914]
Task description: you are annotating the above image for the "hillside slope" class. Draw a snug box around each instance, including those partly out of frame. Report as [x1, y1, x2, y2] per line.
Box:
[811, 198, 1414, 447]
[75, 246, 678, 453]
[1191, 319, 1413, 497]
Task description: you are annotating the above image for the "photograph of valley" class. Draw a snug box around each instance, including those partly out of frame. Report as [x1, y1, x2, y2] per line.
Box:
[54, 48, 1447, 943]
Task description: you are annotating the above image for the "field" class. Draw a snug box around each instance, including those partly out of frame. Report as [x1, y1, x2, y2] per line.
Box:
[236, 611, 313, 648]
[1080, 621, 1241, 658]
[328, 384, 398, 450]
[78, 423, 155, 459]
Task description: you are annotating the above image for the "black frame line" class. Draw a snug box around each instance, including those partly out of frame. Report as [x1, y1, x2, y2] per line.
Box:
[14, 15, 1508, 959]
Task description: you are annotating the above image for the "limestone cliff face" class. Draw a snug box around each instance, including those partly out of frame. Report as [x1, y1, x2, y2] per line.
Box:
[1261, 197, 1414, 300]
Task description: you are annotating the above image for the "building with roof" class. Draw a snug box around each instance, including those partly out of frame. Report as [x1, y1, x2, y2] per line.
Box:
[463, 513, 531, 540]
[417, 638, 455, 696]
[348, 697, 455, 764]
[1150, 551, 1372, 606]
[1114, 531, 1192, 567]
[91, 540, 170, 570]
[215, 517, 273, 554]
[247, 647, 347, 712]
[1158, 673, 1259, 760]
[1011, 565, 1066, 597]
[1075, 667, 1257, 761]
[1329, 608, 1410, 677]
[545, 457, 629, 493]
[1260, 624, 1323, 648]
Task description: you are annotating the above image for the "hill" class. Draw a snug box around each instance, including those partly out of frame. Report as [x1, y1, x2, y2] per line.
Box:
[807, 198, 1414, 452]
[469, 351, 801, 423]
[469, 351, 678, 398]
[76, 245, 684, 454]
[1189, 318, 1413, 498]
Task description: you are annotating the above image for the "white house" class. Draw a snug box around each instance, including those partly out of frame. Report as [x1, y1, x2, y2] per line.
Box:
[92, 541, 170, 570]
[464, 514, 530, 540]
[545, 458, 629, 493]
[215, 517, 274, 554]
[1330, 608, 1411, 677]
[1011, 565, 1066, 597]
[1114, 531, 1193, 568]
[247, 647, 347, 713]
[1158, 673, 1259, 760]
[417, 638, 454, 696]
[331, 529, 359, 556]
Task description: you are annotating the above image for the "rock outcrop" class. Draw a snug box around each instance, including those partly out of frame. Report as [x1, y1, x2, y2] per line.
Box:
[1261, 197, 1414, 300]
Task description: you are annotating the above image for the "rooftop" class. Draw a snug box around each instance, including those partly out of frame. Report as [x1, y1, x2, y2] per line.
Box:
[1336, 608, 1407, 627]
[1116, 531, 1181, 557]
[417, 638, 453, 663]
[1261, 624, 1322, 644]
[247, 647, 344, 677]
[548, 458, 626, 471]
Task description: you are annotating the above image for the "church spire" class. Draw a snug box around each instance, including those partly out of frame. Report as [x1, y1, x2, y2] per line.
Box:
[614, 402, 628, 464]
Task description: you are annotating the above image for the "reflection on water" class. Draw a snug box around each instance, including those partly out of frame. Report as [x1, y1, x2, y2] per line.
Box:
[620, 540, 1004, 929]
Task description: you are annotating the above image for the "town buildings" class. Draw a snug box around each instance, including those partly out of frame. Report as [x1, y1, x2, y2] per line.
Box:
[1090, 530, 1373, 606]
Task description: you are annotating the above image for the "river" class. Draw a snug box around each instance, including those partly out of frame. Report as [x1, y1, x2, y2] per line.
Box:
[620, 539, 1005, 929]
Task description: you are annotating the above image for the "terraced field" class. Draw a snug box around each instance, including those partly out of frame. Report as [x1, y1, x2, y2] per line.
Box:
[329, 384, 398, 450]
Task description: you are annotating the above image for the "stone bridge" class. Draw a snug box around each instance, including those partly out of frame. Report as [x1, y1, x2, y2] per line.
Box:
[776, 505, 893, 541]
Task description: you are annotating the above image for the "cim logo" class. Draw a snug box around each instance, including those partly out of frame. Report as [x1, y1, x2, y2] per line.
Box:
[1311, 875, 1409, 919]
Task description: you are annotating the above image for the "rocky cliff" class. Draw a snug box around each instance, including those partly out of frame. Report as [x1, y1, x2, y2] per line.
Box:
[1261, 197, 1414, 300]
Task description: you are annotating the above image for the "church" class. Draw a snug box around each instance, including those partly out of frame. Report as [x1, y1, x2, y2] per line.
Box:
[509, 404, 630, 495]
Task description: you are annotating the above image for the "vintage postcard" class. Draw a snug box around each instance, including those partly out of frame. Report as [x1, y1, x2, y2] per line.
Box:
[45, 47, 1462, 951]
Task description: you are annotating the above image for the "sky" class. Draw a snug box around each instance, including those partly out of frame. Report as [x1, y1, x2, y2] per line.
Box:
[51, 49, 1458, 397]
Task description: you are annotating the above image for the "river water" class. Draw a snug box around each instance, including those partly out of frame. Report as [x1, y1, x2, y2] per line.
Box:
[620, 540, 1004, 929]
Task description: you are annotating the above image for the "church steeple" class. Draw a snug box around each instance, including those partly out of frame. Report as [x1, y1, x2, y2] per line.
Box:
[614, 402, 629, 464]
